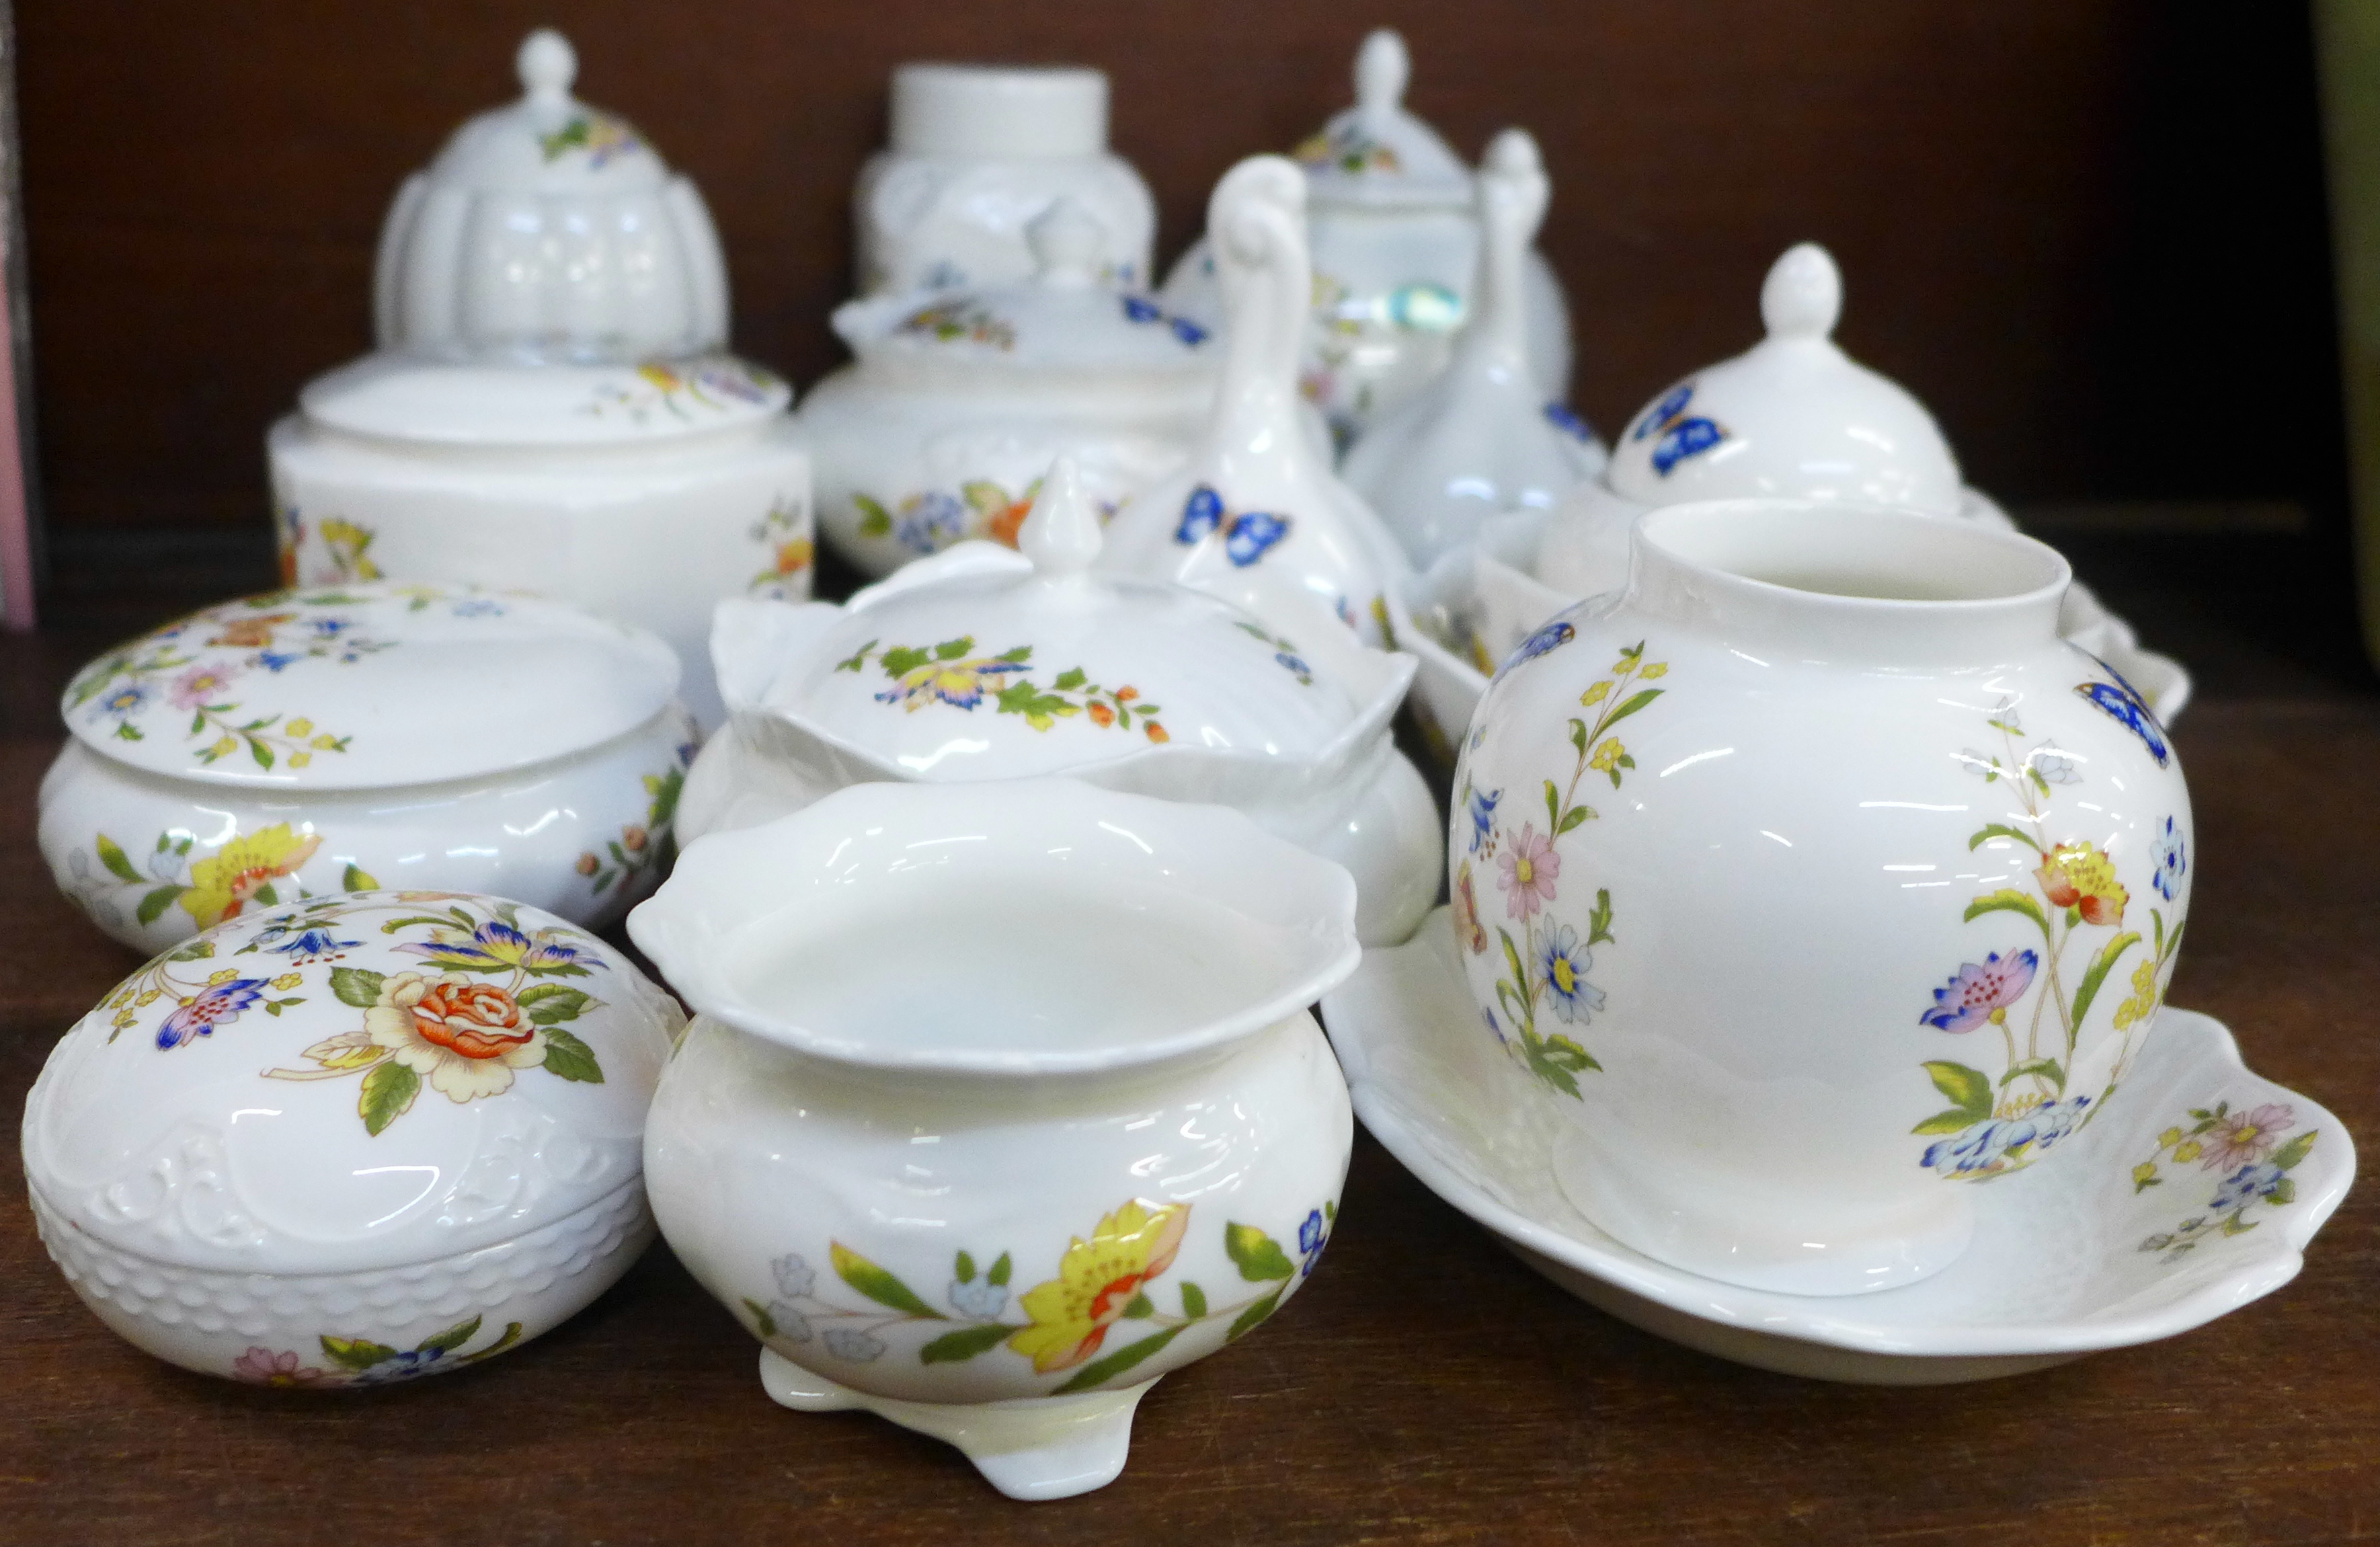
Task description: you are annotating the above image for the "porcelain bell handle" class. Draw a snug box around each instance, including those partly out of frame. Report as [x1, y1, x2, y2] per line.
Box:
[1028, 199, 1108, 291]
[517, 28, 577, 104]
[1207, 155, 1311, 446]
[1019, 457, 1103, 578]
[1472, 128, 1549, 366]
[1761, 241, 1842, 343]
[1354, 30, 1410, 128]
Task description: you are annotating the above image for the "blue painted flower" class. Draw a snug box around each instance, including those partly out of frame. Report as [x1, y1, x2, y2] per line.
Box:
[1121, 294, 1161, 324]
[2075, 668, 2170, 767]
[949, 1277, 1008, 1318]
[763, 1301, 814, 1342]
[1921, 1095, 2090, 1177]
[309, 617, 354, 638]
[1296, 1208, 1329, 1277]
[1273, 649, 1312, 681]
[2211, 1162, 2287, 1214]
[823, 1328, 886, 1362]
[262, 926, 361, 963]
[352, 1347, 448, 1384]
[2151, 816, 2187, 902]
[1499, 620, 1575, 675]
[399, 918, 594, 976]
[1543, 402, 1597, 443]
[95, 684, 149, 717]
[772, 1253, 815, 1298]
[255, 649, 304, 672]
[1169, 315, 1209, 346]
[450, 598, 506, 618]
[1919, 949, 2038, 1033]
[157, 977, 270, 1049]
[894, 491, 969, 555]
[1481, 1007, 1506, 1045]
[1464, 785, 1500, 851]
[1536, 924, 1605, 1025]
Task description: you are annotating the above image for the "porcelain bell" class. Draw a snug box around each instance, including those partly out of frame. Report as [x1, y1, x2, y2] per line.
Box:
[268, 30, 813, 729]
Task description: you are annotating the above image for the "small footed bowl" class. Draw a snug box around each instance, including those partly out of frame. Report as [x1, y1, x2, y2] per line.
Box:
[630, 779, 1359, 1499]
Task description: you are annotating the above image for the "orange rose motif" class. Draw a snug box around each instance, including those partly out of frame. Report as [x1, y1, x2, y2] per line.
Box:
[409, 980, 534, 1062]
[209, 613, 296, 649]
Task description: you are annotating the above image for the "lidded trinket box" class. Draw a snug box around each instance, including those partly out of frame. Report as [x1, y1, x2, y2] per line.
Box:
[686, 461, 1440, 945]
[855, 63, 1157, 294]
[803, 200, 1216, 579]
[25, 889, 682, 1386]
[268, 30, 811, 729]
[40, 582, 697, 953]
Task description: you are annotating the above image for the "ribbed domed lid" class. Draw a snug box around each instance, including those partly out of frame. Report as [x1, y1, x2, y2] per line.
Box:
[1294, 30, 1472, 210]
[1603, 243, 1963, 512]
[372, 30, 729, 363]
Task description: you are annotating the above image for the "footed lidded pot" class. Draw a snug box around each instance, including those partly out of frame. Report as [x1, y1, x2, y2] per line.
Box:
[269, 30, 811, 729]
[40, 582, 697, 952]
[803, 201, 1216, 578]
[1450, 499, 2192, 1295]
[25, 890, 682, 1386]
[685, 461, 1440, 946]
[630, 779, 1359, 1498]
[1160, 29, 1573, 442]
[855, 63, 1157, 294]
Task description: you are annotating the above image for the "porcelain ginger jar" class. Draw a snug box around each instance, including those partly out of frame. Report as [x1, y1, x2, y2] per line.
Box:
[24, 889, 682, 1386]
[855, 63, 1156, 294]
[1160, 29, 1573, 444]
[629, 779, 1359, 1499]
[268, 30, 811, 729]
[684, 461, 1440, 947]
[1450, 499, 2192, 1296]
[40, 582, 697, 954]
[803, 199, 1215, 580]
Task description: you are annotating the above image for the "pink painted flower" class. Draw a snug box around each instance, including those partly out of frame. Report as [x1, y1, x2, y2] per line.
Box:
[1919, 949, 2039, 1032]
[2200, 1103, 2295, 1171]
[1496, 824, 1560, 918]
[168, 662, 243, 710]
[232, 1347, 329, 1387]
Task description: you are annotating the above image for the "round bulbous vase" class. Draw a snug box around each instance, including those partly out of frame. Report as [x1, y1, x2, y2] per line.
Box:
[1450, 500, 2193, 1296]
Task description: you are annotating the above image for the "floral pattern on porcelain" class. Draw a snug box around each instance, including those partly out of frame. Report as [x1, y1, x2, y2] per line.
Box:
[578, 740, 694, 897]
[1628, 381, 1727, 477]
[748, 495, 814, 598]
[1119, 294, 1209, 348]
[1454, 640, 1669, 1096]
[894, 299, 1017, 352]
[740, 1199, 1330, 1394]
[65, 822, 381, 937]
[232, 1313, 525, 1387]
[1172, 485, 1292, 568]
[586, 358, 781, 424]
[848, 480, 1101, 558]
[537, 112, 642, 168]
[1912, 701, 2189, 1179]
[2133, 1100, 2320, 1257]
[834, 636, 1168, 741]
[1295, 124, 1402, 176]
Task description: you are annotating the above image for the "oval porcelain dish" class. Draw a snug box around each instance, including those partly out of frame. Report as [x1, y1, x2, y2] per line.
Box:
[40, 583, 697, 953]
[685, 463, 1441, 947]
[1449, 500, 2192, 1296]
[803, 200, 1216, 580]
[24, 889, 682, 1387]
[629, 779, 1359, 1499]
[270, 31, 813, 729]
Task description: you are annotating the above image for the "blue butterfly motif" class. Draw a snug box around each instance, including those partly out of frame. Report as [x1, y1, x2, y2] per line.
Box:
[1630, 381, 1726, 477]
[1121, 295, 1162, 324]
[1121, 294, 1209, 347]
[1174, 485, 1292, 567]
[1543, 403, 1597, 443]
[2074, 670, 2170, 767]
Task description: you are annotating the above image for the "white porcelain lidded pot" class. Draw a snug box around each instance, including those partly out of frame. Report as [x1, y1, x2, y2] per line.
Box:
[1160, 29, 1573, 443]
[25, 889, 682, 1386]
[40, 582, 697, 953]
[803, 200, 1215, 580]
[855, 63, 1157, 295]
[686, 461, 1441, 947]
[630, 779, 1359, 1499]
[268, 30, 812, 731]
[1450, 500, 2192, 1296]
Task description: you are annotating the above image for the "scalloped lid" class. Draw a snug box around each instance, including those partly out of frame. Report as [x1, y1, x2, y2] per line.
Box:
[298, 350, 790, 446]
[719, 461, 1386, 779]
[24, 891, 680, 1275]
[1602, 243, 1964, 512]
[63, 583, 681, 791]
[832, 199, 1215, 376]
[1293, 30, 1473, 210]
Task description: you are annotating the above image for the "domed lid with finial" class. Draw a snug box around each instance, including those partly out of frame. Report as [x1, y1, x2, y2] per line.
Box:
[832, 198, 1215, 377]
[372, 29, 730, 363]
[1602, 242, 1963, 511]
[1294, 30, 1474, 210]
[708, 458, 1404, 781]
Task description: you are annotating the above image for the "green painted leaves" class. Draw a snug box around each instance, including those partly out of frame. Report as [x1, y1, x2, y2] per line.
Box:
[920, 1324, 1013, 1364]
[1911, 1060, 1995, 1136]
[539, 1028, 603, 1084]
[1053, 1326, 1183, 1395]
[330, 967, 386, 1008]
[1225, 1223, 1296, 1282]
[1964, 887, 2051, 941]
[830, 1243, 943, 1318]
[95, 834, 144, 883]
[358, 1060, 420, 1136]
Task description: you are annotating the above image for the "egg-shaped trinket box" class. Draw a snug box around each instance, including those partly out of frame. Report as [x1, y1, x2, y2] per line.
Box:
[268, 31, 811, 729]
[24, 890, 682, 1386]
[40, 582, 697, 953]
[686, 461, 1441, 946]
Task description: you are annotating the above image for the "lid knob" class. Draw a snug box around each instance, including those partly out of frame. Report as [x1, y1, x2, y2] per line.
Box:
[1028, 198, 1107, 289]
[1354, 30, 1410, 120]
[1019, 457, 1104, 576]
[517, 28, 577, 102]
[1760, 241, 1841, 342]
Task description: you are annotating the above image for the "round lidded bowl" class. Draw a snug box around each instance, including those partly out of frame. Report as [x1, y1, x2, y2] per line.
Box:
[1450, 499, 2192, 1296]
[270, 30, 811, 729]
[24, 889, 682, 1386]
[686, 461, 1441, 946]
[40, 582, 697, 953]
[629, 778, 1359, 1499]
[803, 198, 1216, 579]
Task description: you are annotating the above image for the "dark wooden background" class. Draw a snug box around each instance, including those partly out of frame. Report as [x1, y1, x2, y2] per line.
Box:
[9, 0, 2363, 654]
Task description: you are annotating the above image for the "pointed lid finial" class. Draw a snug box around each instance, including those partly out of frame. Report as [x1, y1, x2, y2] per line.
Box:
[1355, 30, 1410, 120]
[1761, 241, 1841, 343]
[1028, 198, 1108, 290]
[1019, 457, 1104, 576]
[518, 29, 578, 103]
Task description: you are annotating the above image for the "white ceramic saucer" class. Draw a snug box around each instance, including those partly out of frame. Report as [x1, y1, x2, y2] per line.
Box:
[1322, 910, 2356, 1385]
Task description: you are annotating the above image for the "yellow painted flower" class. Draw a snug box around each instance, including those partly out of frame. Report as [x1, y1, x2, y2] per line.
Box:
[2035, 841, 2128, 926]
[180, 824, 323, 929]
[1006, 1201, 1190, 1375]
[2114, 959, 2163, 1031]
[1589, 738, 1626, 772]
[2174, 1140, 2203, 1163]
[1579, 680, 1610, 707]
[286, 719, 313, 738]
[270, 973, 303, 991]
[2133, 1162, 2158, 1187]
[1640, 662, 1667, 679]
